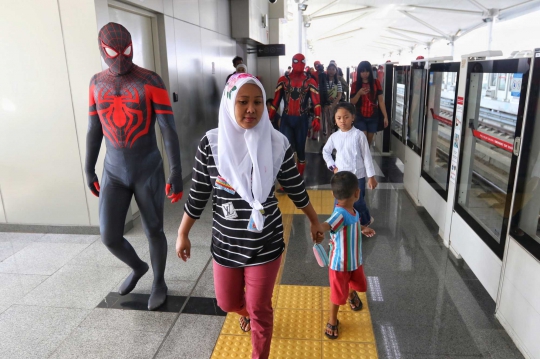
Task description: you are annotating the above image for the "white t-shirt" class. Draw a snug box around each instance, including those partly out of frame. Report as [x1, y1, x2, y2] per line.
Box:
[322, 127, 375, 179]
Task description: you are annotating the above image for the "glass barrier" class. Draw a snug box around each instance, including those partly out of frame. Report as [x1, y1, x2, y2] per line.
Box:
[510, 51, 540, 260]
[455, 58, 530, 257]
[422, 64, 459, 196]
[407, 65, 427, 153]
[391, 66, 409, 140]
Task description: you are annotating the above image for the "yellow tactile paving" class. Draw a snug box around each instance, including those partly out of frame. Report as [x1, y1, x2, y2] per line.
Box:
[211, 189, 378, 359]
[211, 335, 252, 358]
[273, 309, 322, 340]
[220, 313, 251, 336]
[321, 311, 375, 343]
[276, 285, 322, 311]
[322, 287, 370, 312]
[322, 341, 378, 359]
[269, 339, 322, 359]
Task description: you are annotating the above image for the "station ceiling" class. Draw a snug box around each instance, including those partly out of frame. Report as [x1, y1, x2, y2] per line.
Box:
[303, 0, 540, 61]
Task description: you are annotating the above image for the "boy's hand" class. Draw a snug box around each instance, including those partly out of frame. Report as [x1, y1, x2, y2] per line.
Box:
[361, 227, 376, 237]
[368, 177, 378, 190]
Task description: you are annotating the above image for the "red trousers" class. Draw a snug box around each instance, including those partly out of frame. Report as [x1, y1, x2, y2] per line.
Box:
[213, 256, 282, 359]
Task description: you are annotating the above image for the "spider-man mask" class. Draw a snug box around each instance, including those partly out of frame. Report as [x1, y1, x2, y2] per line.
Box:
[98, 22, 134, 75]
[291, 54, 306, 74]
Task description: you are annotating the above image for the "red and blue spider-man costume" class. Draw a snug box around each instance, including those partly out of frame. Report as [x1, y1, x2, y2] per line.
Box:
[85, 23, 183, 310]
[268, 53, 321, 175]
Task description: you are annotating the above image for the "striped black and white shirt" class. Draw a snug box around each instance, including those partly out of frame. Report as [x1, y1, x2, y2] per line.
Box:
[184, 135, 310, 268]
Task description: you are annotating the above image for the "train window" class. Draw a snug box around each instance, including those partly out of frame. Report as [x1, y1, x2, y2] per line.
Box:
[455, 58, 531, 258]
[498, 74, 507, 91]
[391, 66, 409, 141]
[490, 73, 496, 87]
[422, 63, 460, 196]
[510, 51, 540, 261]
[407, 65, 427, 154]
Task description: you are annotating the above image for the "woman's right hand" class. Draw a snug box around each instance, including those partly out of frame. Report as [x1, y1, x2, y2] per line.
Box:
[176, 234, 191, 262]
[359, 87, 370, 96]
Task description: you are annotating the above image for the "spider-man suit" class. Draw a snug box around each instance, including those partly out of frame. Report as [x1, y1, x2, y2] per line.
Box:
[269, 53, 321, 176]
[85, 23, 183, 310]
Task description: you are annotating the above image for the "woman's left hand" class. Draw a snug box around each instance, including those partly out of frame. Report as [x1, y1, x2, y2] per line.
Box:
[384, 116, 389, 128]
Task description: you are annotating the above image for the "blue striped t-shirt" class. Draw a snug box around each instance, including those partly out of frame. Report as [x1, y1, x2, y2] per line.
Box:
[326, 206, 363, 271]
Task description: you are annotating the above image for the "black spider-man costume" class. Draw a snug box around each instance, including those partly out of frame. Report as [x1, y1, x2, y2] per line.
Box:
[269, 53, 321, 176]
[85, 23, 183, 310]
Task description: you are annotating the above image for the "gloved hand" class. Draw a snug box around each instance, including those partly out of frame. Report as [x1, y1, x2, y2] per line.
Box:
[166, 183, 183, 203]
[311, 118, 321, 132]
[86, 173, 100, 197]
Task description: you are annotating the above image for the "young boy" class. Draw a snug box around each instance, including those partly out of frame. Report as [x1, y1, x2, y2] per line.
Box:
[322, 102, 377, 226]
[319, 171, 375, 339]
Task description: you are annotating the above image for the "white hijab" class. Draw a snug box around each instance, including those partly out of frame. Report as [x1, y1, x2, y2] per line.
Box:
[207, 74, 289, 231]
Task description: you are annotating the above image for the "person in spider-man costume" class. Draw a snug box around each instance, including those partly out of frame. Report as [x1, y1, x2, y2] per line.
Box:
[85, 23, 183, 310]
[268, 53, 321, 176]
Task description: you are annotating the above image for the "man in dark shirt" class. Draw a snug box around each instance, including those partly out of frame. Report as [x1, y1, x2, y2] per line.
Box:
[226, 56, 243, 83]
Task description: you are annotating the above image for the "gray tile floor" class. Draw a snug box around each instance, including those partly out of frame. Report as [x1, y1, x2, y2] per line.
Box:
[0, 192, 220, 359]
[0, 151, 528, 358]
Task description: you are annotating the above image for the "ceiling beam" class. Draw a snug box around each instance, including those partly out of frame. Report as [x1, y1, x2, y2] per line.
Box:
[459, 21, 485, 37]
[503, 0, 535, 10]
[386, 29, 424, 42]
[500, 0, 540, 20]
[380, 36, 421, 45]
[311, 6, 371, 21]
[467, 0, 489, 12]
[388, 27, 445, 39]
[325, 12, 370, 36]
[318, 27, 363, 41]
[365, 45, 394, 51]
[398, 10, 449, 38]
[409, 5, 482, 15]
[373, 41, 404, 49]
[307, 0, 340, 18]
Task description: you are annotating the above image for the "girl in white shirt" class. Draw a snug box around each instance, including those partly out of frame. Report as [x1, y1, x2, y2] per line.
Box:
[322, 102, 378, 226]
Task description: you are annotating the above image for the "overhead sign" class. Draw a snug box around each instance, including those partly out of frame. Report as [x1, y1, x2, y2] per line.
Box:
[256, 44, 286, 57]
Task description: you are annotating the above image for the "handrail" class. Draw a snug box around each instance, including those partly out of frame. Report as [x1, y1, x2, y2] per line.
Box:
[430, 108, 453, 126]
[472, 129, 513, 153]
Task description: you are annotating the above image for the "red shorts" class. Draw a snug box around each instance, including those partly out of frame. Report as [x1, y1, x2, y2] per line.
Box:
[329, 266, 367, 305]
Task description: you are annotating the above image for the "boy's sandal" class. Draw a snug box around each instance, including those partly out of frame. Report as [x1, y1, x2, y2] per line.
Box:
[348, 291, 363, 311]
[325, 320, 339, 340]
[239, 316, 251, 332]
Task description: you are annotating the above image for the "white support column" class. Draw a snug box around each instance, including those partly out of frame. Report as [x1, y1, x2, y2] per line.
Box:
[485, 9, 499, 52]
[486, 18, 493, 51]
[298, 8, 303, 54]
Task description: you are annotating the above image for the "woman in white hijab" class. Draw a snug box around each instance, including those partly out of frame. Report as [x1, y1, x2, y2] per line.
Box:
[176, 74, 323, 359]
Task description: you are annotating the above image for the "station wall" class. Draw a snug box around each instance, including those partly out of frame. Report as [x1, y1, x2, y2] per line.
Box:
[0, 0, 237, 229]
